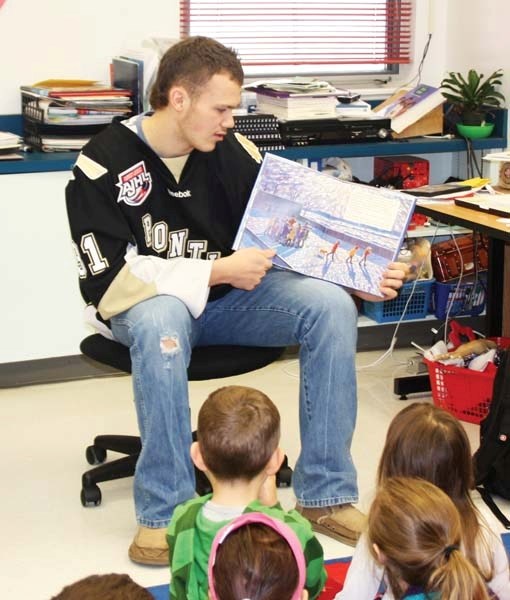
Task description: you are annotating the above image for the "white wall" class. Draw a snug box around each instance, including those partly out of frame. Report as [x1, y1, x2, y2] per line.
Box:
[1, 172, 91, 362]
[444, 0, 510, 130]
[0, 0, 180, 115]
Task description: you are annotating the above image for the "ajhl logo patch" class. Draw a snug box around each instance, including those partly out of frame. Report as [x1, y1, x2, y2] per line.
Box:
[116, 161, 153, 206]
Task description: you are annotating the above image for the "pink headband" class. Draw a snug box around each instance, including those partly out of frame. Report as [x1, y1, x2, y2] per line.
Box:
[208, 512, 306, 600]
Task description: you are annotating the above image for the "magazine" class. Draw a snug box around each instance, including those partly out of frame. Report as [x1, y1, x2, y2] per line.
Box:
[233, 154, 416, 297]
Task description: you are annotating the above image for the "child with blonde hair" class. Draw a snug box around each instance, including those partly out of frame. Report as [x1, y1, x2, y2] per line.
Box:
[337, 402, 509, 599]
[368, 477, 490, 600]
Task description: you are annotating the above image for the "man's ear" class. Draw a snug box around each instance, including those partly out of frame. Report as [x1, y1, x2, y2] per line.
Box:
[266, 446, 284, 476]
[190, 441, 207, 472]
[169, 86, 190, 112]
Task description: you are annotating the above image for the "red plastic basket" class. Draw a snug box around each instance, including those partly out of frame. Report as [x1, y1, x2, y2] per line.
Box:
[424, 337, 510, 424]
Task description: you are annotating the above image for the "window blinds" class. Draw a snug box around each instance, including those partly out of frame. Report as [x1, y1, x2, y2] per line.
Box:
[180, 1, 413, 69]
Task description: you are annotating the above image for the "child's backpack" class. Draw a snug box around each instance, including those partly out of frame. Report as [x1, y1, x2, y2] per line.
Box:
[473, 348, 510, 528]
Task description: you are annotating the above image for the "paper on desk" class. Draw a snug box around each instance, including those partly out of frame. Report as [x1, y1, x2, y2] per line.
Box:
[32, 79, 100, 88]
[415, 183, 487, 203]
[460, 193, 510, 214]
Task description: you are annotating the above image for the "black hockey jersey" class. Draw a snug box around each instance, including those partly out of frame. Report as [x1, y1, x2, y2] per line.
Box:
[66, 119, 261, 320]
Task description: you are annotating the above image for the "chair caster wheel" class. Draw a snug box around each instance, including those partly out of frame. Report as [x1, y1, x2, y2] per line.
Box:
[195, 467, 213, 496]
[276, 466, 293, 488]
[86, 445, 107, 465]
[81, 484, 102, 507]
[276, 456, 293, 488]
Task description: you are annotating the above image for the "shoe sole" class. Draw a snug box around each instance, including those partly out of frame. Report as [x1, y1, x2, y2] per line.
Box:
[128, 545, 169, 567]
[308, 521, 359, 547]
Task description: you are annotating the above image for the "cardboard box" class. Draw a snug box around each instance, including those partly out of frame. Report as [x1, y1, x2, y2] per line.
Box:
[374, 89, 444, 138]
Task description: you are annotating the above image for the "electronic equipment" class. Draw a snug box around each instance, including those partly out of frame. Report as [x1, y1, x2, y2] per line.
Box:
[278, 117, 391, 146]
[233, 113, 285, 152]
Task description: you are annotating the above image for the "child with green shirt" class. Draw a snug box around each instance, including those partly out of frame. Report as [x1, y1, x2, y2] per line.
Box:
[167, 385, 326, 600]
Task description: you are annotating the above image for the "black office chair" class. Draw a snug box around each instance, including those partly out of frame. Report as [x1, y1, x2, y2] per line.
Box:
[79, 334, 292, 506]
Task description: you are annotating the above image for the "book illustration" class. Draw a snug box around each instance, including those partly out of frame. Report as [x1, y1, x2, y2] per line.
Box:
[233, 154, 416, 297]
[374, 84, 445, 134]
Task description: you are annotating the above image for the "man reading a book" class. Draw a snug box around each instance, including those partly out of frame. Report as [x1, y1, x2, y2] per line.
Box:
[66, 36, 407, 565]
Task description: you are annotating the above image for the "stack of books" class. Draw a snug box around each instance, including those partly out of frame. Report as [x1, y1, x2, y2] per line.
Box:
[20, 80, 132, 151]
[111, 44, 162, 115]
[247, 78, 341, 121]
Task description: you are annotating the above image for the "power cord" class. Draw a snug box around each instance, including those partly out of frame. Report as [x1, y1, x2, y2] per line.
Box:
[357, 220, 442, 371]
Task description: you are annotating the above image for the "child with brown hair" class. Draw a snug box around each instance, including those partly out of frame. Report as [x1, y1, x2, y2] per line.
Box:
[337, 402, 509, 600]
[167, 385, 326, 600]
[368, 477, 491, 600]
[208, 512, 309, 600]
[50, 573, 153, 600]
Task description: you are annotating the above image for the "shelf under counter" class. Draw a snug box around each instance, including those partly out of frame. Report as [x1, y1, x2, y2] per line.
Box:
[0, 150, 78, 175]
[271, 135, 507, 161]
[2, 135, 507, 175]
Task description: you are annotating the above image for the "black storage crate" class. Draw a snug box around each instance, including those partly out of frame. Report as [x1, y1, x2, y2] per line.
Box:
[21, 92, 107, 151]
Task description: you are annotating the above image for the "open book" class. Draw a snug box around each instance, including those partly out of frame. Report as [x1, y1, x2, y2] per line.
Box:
[374, 84, 445, 134]
[233, 154, 416, 297]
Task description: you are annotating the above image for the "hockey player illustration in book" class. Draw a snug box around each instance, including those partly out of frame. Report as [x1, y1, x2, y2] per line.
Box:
[325, 240, 341, 262]
[346, 245, 360, 264]
[359, 246, 373, 266]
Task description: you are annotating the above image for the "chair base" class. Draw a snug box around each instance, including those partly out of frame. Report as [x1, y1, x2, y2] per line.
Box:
[81, 434, 293, 507]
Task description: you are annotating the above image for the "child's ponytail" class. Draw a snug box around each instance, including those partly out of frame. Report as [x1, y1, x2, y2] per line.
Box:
[429, 546, 489, 600]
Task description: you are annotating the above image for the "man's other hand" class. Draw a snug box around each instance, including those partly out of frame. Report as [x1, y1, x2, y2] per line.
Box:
[210, 248, 276, 290]
[354, 261, 409, 303]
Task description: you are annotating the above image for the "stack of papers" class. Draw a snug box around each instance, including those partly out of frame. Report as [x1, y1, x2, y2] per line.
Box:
[21, 80, 133, 151]
[246, 78, 342, 120]
[0, 131, 24, 160]
[247, 77, 338, 95]
[336, 100, 373, 119]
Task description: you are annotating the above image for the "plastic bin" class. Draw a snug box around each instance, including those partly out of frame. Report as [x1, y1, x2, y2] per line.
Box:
[432, 274, 486, 319]
[424, 337, 510, 424]
[21, 92, 106, 151]
[362, 279, 434, 324]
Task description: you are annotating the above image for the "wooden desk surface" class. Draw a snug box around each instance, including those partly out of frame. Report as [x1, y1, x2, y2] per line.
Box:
[416, 201, 510, 242]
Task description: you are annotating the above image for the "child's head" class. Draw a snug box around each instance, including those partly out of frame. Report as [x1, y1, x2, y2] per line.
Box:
[196, 385, 280, 481]
[208, 512, 307, 600]
[51, 573, 153, 600]
[377, 402, 474, 500]
[368, 477, 489, 600]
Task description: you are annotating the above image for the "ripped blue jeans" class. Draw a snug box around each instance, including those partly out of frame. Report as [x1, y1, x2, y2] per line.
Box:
[110, 268, 358, 528]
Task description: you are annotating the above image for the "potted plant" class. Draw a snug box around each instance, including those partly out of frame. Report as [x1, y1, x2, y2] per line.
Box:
[440, 68, 505, 138]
